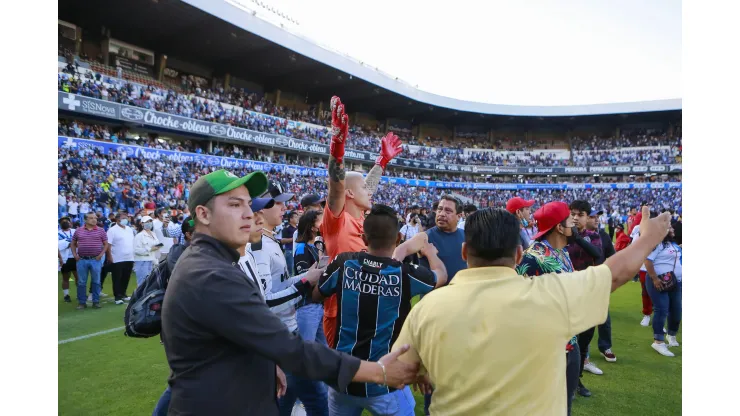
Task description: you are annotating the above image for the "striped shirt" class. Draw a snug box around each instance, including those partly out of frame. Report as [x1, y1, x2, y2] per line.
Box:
[72, 226, 107, 257]
[318, 252, 437, 397]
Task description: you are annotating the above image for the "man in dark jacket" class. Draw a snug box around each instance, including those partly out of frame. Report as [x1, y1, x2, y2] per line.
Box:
[588, 210, 618, 365]
[161, 169, 418, 415]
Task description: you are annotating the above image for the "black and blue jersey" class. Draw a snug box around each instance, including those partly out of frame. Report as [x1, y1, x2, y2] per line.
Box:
[318, 251, 437, 397]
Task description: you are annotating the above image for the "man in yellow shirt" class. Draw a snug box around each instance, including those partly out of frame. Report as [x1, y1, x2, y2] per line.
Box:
[392, 206, 671, 415]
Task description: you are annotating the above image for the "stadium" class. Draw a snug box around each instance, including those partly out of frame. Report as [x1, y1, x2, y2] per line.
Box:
[57, 0, 682, 415]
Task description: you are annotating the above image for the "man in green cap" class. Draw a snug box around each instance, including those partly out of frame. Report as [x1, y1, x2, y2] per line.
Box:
[161, 169, 419, 416]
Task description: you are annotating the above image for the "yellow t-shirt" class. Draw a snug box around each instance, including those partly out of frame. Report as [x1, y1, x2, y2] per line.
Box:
[392, 265, 612, 415]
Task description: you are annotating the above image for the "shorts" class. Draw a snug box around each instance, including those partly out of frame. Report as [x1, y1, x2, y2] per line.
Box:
[61, 258, 77, 274]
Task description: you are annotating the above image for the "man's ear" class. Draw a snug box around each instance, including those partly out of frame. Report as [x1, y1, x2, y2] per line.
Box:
[461, 242, 468, 262]
[395, 232, 402, 247]
[195, 205, 210, 226]
[345, 188, 355, 200]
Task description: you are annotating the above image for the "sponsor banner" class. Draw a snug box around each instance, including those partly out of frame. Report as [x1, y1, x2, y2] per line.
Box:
[59, 93, 683, 176]
[58, 92, 119, 119]
[58, 136, 682, 190]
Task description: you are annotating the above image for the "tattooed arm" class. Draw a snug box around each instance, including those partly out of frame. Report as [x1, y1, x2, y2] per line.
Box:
[364, 164, 383, 196]
[327, 156, 346, 215]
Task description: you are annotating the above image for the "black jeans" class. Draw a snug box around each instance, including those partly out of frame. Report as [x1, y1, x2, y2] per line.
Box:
[577, 327, 596, 377]
[597, 312, 612, 352]
[111, 261, 134, 300]
[566, 343, 581, 416]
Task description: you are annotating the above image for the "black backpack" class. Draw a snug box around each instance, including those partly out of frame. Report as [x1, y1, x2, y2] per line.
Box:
[124, 244, 187, 338]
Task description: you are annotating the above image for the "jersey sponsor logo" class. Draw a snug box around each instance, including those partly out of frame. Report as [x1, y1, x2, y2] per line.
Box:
[362, 258, 384, 269]
[343, 268, 401, 297]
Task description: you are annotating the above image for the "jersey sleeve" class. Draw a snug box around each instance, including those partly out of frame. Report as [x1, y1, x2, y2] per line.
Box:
[321, 203, 344, 237]
[403, 263, 436, 297]
[294, 246, 317, 275]
[318, 252, 353, 297]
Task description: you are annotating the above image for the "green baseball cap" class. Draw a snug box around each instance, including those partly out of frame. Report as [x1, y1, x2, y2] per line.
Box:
[188, 169, 268, 214]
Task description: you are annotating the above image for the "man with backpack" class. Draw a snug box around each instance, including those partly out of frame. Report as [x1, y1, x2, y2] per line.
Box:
[160, 169, 418, 415]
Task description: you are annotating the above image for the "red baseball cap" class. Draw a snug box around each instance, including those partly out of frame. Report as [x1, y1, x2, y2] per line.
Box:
[506, 197, 535, 214]
[533, 201, 571, 240]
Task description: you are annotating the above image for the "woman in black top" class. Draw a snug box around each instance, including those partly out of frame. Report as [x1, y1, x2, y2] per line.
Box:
[293, 210, 324, 275]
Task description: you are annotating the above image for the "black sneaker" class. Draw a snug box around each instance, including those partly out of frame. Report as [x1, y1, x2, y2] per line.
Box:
[92, 303, 102, 309]
[577, 381, 592, 397]
[64, 295, 71, 303]
[76, 304, 87, 310]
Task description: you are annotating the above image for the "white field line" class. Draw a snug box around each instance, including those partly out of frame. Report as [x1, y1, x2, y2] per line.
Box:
[58, 326, 125, 345]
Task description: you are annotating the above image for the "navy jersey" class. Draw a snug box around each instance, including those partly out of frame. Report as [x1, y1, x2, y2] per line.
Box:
[318, 251, 437, 397]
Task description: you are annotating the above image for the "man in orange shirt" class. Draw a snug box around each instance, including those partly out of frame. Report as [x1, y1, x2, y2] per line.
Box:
[321, 96, 404, 348]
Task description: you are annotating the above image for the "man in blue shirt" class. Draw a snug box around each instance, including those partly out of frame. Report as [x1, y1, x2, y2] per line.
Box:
[421, 196, 466, 284]
[314, 204, 447, 416]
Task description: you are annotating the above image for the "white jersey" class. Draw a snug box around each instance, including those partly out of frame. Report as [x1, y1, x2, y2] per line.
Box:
[247, 234, 308, 332]
[238, 250, 264, 299]
[58, 228, 76, 262]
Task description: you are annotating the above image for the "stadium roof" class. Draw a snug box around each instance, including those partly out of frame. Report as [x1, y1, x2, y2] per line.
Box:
[59, 0, 681, 127]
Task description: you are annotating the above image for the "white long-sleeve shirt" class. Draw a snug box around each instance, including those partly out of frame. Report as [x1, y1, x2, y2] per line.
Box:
[134, 230, 161, 262]
[246, 234, 309, 332]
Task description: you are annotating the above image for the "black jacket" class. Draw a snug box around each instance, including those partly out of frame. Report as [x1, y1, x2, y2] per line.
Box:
[162, 233, 361, 415]
[597, 229, 616, 265]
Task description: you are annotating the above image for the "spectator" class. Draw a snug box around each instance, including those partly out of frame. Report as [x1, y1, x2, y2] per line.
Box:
[645, 225, 682, 357]
[107, 212, 136, 304]
[70, 212, 109, 309]
[133, 215, 161, 286]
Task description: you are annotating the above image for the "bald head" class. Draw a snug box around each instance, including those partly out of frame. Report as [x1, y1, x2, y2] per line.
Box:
[345, 172, 371, 211]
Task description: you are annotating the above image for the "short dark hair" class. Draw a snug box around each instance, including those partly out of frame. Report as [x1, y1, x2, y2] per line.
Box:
[288, 211, 299, 220]
[181, 218, 194, 235]
[569, 200, 591, 214]
[464, 208, 521, 262]
[463, 204, 478, 215]
[363, 204, 400, 249]
[438, 195, 461, 214]
[296, 210, 322, 243]
[85, 212, 97, 220]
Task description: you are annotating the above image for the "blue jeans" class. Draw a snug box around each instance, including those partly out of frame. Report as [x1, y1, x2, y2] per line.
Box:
[297, 304, 327, 345]
[328, 386, 415, 416]
[152, 385, 171, 416]
[279, 311, 329, 416]
[134, 260, 154, 286]
[645, 277, 682, 341]
[285, 250, 294, 277]
[76, 258, 102, 304]
[279, 370, 329, 416]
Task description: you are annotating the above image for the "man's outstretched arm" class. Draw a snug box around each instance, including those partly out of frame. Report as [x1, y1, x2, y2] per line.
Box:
[365, 132, 403, 196]
[327, 96, 349, 215]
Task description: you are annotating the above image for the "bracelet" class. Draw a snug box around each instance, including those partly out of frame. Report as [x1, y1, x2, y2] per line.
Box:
[377, 360, 388, 386]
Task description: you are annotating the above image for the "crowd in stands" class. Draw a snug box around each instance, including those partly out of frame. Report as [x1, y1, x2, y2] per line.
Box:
[59, 119, 680, 186]
[58, 134, 682, 229]
[570, 130, 682, 150]
[58, 67, 682, 166]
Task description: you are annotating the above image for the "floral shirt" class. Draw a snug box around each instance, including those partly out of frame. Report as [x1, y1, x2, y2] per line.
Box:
[516, 240, 579, 352]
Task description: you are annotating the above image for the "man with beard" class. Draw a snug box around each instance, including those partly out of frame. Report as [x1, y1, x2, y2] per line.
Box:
[58, 216, 78, 302]
[321, 96, 403, 349]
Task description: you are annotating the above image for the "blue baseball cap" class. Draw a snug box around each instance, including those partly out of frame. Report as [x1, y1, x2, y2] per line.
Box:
[589, 209, 604, 217]
[250, 197, 275, 212]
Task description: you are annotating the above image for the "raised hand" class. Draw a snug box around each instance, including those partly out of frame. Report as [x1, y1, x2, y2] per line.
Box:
[638, 206, 671, 247]
[375, 132, 403, 169]
[330, 96, 349, 165]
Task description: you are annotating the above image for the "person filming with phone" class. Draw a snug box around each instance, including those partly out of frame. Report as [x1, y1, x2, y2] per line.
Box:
[400, 213, 422, 242]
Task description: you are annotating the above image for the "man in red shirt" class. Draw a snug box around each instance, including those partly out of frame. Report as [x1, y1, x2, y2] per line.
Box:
[70, 212, 110, 309]
[320, 95, 404, 348]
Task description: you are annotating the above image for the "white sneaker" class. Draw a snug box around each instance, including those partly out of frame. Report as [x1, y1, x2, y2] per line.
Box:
[663, 327, 667, 333]
[584, 361, 603, 375]
[123, 296, 131, 302]
[115, 300, 124, 305]
[100, 292, 108, 297]
[87, 294, 93, 302]
[667, 335, 680, 348]
[640, 315, 651, 327]
[652, 342, 675, 357]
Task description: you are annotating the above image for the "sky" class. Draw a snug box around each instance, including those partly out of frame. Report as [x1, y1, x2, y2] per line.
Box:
[239, 0, 681, 106]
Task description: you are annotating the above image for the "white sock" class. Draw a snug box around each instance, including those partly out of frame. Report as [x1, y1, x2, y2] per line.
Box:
[63, 289, 69, 296]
